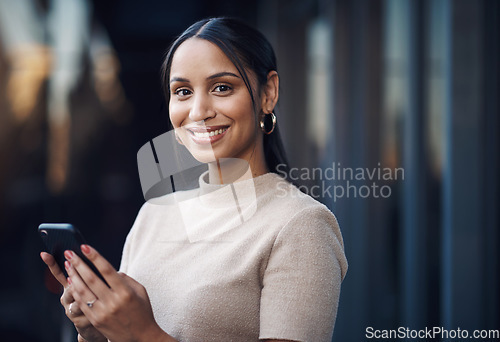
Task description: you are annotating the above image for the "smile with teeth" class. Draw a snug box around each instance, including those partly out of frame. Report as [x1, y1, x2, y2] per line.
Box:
[190, 127, 228, 138]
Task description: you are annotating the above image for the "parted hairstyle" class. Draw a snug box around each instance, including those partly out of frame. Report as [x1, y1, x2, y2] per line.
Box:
[160, 17, 290, 176]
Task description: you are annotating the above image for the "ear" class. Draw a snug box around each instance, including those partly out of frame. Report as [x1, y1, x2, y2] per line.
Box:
[260, 71, 279, 114]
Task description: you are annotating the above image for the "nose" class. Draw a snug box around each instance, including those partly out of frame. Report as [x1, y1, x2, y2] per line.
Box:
[189, 93, 215, 123]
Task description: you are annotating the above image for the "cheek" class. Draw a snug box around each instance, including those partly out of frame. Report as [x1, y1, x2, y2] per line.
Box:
[168, 102, 185, 128]
[221, 95, 256, 125]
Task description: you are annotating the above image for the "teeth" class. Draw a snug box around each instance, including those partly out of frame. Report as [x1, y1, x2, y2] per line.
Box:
[192, 128, 227, 138]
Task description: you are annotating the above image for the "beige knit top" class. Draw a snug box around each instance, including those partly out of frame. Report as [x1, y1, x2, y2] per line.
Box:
[119, 171, 348, 342]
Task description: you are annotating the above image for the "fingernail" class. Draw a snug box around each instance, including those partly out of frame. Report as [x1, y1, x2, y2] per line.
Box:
[81, 244, 91, 255]
[67, 277, 72, 285]
[64, 250, 74, 260]
[65, 260, 71, 270]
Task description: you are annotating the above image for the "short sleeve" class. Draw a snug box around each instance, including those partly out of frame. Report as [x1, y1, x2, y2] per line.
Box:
[259, 205, 348, 342]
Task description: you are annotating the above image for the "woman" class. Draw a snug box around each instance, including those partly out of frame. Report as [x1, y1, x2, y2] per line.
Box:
[41, 17, 348, 342]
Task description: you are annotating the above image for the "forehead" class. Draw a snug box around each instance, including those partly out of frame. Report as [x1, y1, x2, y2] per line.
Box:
[170, 38, 238, 77]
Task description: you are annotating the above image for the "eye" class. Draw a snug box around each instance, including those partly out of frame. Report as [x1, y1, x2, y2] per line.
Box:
[174, 88, 192, 97]
[213, 84, 232, 93]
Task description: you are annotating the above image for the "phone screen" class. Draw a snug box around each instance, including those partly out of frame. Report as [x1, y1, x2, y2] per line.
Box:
[38, 223, 108, 286]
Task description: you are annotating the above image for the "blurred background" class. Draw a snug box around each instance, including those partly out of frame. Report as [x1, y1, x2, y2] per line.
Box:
[0, 0, 498, 341]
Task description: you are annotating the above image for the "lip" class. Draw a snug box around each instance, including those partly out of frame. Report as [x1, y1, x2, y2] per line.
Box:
[184, 125, 229, 145]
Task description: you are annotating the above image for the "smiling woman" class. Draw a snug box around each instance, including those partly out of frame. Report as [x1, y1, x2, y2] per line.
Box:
[168, 37, 269, 173]
[41, 17, 348, 342]
[162, 17, 289, 181]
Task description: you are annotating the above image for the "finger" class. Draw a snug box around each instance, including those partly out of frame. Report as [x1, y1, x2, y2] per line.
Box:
[65, 260, 99, 313]
[61, 286, 75, 306]
[79, 245, 124, 291]
[61, 284, 83, 319]
[40, 252, 68, 287]
[68, 302, 84, 316]
[64, 249, 111, 299]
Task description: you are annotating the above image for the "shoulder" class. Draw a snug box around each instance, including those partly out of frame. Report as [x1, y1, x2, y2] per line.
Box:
[273, 176, 348, 279]
[261, 173, 348, 280]
[264, 172, 338, 223]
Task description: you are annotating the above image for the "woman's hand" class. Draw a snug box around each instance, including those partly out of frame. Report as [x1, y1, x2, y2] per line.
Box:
[63, 244, 173, 342]
[40, 252, 107, 342]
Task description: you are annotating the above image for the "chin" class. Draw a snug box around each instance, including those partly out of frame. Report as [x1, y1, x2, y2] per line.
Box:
[188, 150, 218, 164]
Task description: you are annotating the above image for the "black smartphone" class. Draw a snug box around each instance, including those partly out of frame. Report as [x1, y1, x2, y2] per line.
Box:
[38, 223, 108, 285]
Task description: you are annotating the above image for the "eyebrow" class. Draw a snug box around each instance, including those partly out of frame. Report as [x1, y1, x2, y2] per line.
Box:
[207, 72, 240, 80]
[169, 72, 240, 84]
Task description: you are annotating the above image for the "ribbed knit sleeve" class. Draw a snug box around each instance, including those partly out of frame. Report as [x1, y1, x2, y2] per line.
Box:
[259, 205, 347, 342]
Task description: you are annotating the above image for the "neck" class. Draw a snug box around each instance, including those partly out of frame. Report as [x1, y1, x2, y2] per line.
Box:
[208, 156, 268, 184]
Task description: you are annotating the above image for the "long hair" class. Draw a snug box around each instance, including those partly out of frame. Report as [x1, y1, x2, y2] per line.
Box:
[160, 17, 290, 177]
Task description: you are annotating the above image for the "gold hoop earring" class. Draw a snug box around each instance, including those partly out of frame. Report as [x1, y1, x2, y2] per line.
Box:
[260, 112, 276, 135]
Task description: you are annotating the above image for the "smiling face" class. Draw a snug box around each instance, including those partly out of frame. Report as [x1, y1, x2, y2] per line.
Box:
[168, 38, 264, 168]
